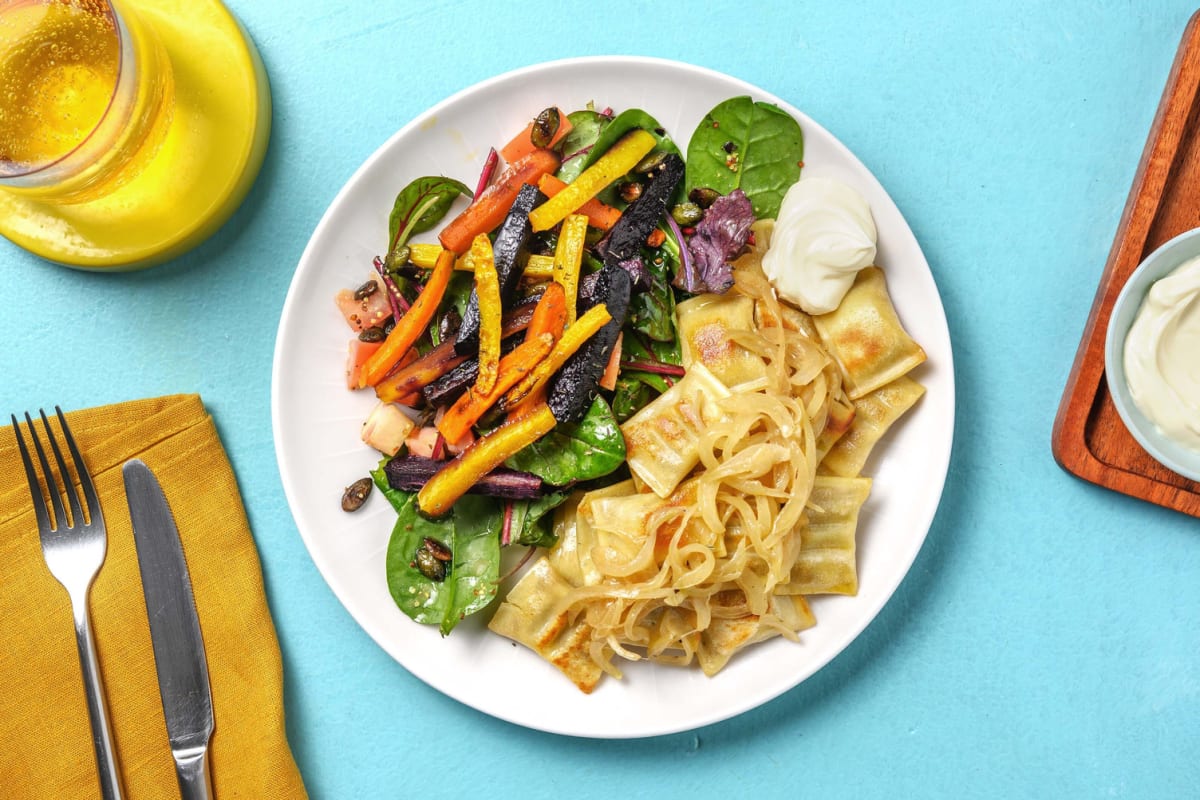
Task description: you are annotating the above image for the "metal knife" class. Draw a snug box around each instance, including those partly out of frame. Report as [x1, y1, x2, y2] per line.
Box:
[123, 459, 215, 800]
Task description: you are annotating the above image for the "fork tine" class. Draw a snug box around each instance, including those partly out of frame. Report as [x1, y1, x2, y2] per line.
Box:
[53, 406, 101, 528]
[11, 413, 53, 534]
[26, 410, 70, 532]
[41, 408, 87, 530]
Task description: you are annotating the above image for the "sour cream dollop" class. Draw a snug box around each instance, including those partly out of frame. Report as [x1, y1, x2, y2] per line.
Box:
[761, 176, 877, 315]
[1123, 254, 1200, 452]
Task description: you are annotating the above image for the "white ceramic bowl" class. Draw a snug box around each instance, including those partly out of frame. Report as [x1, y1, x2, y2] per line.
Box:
[1105, 227, 1200, 482]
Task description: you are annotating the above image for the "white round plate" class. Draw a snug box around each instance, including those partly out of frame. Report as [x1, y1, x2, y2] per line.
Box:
[272, 56, 955, 738]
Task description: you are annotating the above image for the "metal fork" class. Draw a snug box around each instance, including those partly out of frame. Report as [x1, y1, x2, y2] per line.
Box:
[12, 408, 124, 800]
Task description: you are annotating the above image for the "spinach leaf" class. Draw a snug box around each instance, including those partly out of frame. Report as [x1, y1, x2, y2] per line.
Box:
[385, 176, 471, 268]
[508, 492, 570, 548]
[557, 110, 611, 183]
[504, 396, 625, 485]
[384, 491, 502, 635]
[685, 96, 804, 219]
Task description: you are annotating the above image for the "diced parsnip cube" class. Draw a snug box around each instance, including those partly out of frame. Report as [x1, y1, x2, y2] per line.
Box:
[361, 401, 416, 456]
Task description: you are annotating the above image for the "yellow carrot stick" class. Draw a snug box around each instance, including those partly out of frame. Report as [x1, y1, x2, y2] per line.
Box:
[527, 129, 656, 232]
[553, 214, 588, 326]
[409, 243, 554, 280]
[417, 404, 558, 518]
[470, 234, 501, 395]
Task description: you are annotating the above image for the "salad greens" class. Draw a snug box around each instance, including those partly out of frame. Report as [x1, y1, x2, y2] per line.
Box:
[351, 94, 807, 634]
[375, 470, 503, 635]
[685, 96, 804, 219]
[385, 176, 471, 269]
[504, 396, 626, 485]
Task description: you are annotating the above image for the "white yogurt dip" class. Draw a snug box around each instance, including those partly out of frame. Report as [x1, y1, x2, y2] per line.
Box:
[1123, 254, 1200, 452]
[760, 176, 877, 315]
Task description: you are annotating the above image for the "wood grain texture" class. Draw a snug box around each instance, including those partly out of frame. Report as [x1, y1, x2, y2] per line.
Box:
[1052, 10, 1200, 517]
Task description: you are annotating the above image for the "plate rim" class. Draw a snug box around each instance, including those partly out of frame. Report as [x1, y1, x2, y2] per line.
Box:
[271, 54, 956, 738]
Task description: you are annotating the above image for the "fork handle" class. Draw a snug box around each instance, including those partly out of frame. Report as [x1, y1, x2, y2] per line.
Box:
[73, 599, 124, 800]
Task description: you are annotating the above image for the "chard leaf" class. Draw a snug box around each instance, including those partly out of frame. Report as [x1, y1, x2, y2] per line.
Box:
[504, 396, 625, 485]
[685, 96, 803, 219]
[508, 492, 570, 548]
[557, 110, 611, 183]
[384, 491, 502, 635]
[386, 176, 471, 267]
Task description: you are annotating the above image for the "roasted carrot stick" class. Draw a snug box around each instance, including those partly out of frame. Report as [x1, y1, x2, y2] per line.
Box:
[500, 107, 574, 163]
[360, 249, 456, 388]
[552, 214, 588, 326]
[439, 149, 560, 254]
[373, 298, 542, 402]
[501, 302, 612, 411]
[528, 129, 655, 233]
[470, 234, 501, 396]
[417, 404, 558, 518]
[506, 284, 568, 419]
[436, 333, 554, 444]
[536, 174, 622, 231]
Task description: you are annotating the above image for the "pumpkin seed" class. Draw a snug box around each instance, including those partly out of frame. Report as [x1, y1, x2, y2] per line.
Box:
[340, 477, 373, 512]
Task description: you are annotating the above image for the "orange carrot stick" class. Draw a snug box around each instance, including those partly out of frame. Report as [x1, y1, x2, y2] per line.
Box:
[500, 107, 574, 163]
[439, 149, 561, 254]
[501, 302, 612, 411]
[436, 333, 554, 444]
[506, 284, 568, 419]
[373, 298, 543, 402]
[360, 249, 456, 388]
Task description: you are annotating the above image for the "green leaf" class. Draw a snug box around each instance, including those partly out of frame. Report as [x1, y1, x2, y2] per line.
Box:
[504, 396, 626, 485]
[611, 374, 657, 423]
[385, 176, 471, 267]
[556, 110, 610, 183]
[508, 492, 570, 548]
[685, 96, 804, 219]
[384, 492, 502, 635]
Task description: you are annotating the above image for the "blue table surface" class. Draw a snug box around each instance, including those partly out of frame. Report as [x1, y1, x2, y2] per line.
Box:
[5, 1, 1198, 797]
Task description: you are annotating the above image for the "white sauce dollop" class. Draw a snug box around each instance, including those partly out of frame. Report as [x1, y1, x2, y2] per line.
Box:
[1123, 254, 1200, 452]
[761, 176, 877, 315]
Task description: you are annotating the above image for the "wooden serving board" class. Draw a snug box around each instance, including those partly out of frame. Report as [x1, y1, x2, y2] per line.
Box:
[1052, 11, 1200, 518]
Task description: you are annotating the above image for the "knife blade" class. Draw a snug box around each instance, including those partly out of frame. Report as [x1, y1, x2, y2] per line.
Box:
[123, 458, 215, 800]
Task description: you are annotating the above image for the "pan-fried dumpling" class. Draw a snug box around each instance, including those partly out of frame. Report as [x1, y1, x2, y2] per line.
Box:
[778, 475, 872, 595]
[816, 388, 857, 461]
[677, 293, 769, 390]
[488, 557, 605, 693]
[549, 482, 637, 587]
[695, 594, 816, 676]
[621, 363, 731, 498]
[813, 267, 925, 400]
[820, 375, 925, 477]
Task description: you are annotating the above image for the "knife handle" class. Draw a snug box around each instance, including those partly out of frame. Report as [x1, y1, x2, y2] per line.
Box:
[174, 744, 214, 800]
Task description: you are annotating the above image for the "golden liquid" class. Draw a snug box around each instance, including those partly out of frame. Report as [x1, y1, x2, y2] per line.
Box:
[0, 1, 120, 169]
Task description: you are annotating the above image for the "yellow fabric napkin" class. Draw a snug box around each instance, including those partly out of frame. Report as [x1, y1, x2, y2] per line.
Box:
[0, 395, 307, 799]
